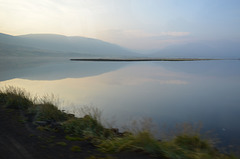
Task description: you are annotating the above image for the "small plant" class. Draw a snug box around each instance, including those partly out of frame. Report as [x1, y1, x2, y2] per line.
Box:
[36, 126, 46, 131]
[18, 116, 27, 123]
[56, 142, 67, 146]
[71, 145, 82, 152]
[65, 135, 83, 141]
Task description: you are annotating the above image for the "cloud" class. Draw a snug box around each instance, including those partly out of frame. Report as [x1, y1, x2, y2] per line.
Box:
[108, 30, 190, 38]
[97, 29, 192, 50]
[160, 32, 190, 37]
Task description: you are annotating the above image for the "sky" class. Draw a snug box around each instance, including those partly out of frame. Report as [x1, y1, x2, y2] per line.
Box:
[0, 0, 240, 50]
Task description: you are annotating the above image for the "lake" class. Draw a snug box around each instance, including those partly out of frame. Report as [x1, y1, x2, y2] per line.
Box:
[0, 59, 240, 150]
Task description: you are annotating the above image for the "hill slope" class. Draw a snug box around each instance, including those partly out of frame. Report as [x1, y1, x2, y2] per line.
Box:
[0, 33, 137, 57]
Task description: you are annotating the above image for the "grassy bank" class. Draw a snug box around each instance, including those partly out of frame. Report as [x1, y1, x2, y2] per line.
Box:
[0, 86, 237, 159]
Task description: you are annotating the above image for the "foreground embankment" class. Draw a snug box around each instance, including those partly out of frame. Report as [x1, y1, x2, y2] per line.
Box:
[0, 86, 237, 159]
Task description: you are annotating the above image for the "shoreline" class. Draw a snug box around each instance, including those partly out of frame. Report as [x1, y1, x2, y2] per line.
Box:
[70, 58, 219, 62]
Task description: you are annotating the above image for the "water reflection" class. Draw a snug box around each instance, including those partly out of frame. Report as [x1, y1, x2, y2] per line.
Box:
[0, 63, 189, 105]
[0, 58, 127, 81]
[0, 61, 240, 149]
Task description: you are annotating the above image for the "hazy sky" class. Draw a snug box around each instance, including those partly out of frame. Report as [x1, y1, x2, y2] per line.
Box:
[1, 0, 240, 50]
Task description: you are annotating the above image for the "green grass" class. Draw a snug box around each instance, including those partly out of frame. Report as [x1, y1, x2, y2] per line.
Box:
[0, 86, 237, 159]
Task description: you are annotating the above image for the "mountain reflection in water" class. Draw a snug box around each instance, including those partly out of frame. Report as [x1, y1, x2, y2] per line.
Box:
[0, 60, 240, 150]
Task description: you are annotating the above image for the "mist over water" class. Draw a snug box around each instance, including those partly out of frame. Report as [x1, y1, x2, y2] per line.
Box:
[0, 60, 240, 149]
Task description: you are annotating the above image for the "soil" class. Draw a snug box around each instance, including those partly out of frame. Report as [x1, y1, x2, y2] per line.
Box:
[0, 105, 156, 159]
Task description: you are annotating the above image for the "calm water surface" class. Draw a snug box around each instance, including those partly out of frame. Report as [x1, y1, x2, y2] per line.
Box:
[1, 60, 240, 149]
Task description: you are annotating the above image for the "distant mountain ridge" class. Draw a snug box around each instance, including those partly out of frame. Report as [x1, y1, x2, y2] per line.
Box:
[0, 33, 137, 57]
[150, 40, 240, 59]
[1, 33, 240, 58]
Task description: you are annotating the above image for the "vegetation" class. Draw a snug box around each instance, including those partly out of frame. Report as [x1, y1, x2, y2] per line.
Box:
[98, 131, 163, 156]
[31, 103, 68, 122]
[0, 86, 237, 159]
[63, 115, 105, 138]
[56, 142, 67, 146]
[71, 145, 82, 152]
[0, 86, 33, 110]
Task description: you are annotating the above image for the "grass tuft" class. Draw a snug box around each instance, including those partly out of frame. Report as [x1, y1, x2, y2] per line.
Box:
[174, 135, 210, 150]
[0, 86, 33, 110]
[98, 131, 163, 157]
[34, 103, 68, 122]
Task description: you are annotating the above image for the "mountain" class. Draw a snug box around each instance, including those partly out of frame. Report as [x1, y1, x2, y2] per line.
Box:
[0, 33, 137, 57]
[150, 40, 240, 59]
[0, 33, 139, 81]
